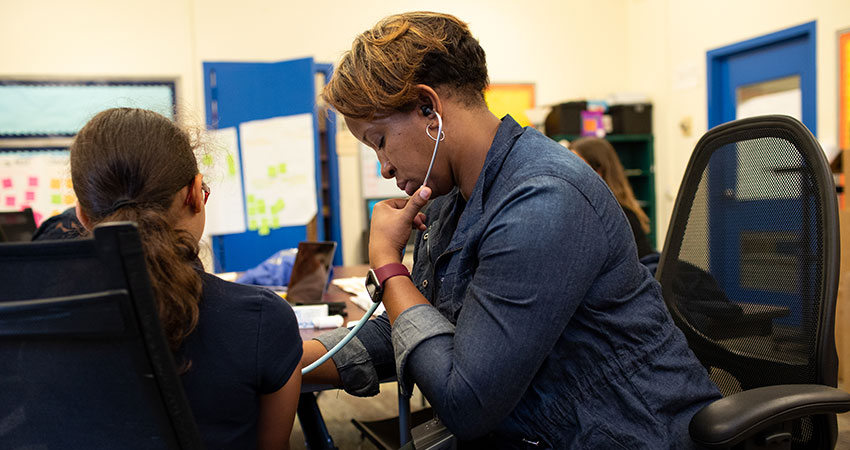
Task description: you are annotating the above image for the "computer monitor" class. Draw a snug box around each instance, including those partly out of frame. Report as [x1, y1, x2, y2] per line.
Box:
[286, 241, 337, 304]
[0, 208, 37, 242]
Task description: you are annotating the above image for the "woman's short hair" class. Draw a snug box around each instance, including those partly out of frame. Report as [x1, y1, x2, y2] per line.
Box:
[323, 11, 489, 120]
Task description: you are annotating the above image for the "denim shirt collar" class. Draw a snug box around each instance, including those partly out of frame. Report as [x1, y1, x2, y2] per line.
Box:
[444, 114, 524, 245]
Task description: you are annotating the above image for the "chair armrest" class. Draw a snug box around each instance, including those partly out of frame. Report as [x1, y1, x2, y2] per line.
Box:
[690, 384, 850, 449]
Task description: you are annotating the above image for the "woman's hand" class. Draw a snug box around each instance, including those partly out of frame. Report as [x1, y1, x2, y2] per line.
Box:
[369, 186, 431, 267]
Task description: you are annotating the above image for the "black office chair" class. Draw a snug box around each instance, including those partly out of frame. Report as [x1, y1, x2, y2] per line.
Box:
[0, 207, 37, 242]
[656, 115, 850, 449]
[0, 222, 203, 449]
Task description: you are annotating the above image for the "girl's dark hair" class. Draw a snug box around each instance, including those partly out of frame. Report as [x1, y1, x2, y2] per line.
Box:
[323, 11, 489, 120]
[71, 107, 202, 355]
[570, 137, 651, 233]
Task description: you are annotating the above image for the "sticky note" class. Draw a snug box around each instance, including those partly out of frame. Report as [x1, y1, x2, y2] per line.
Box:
[201, 154, 213, 167]
[226, 154, 237, 176]
[246, 194, 255, 203]
[65, 179, 73, 189]
[25, 191, 35, 201]
[34, 212, 43, 224]
[2, 179, 11, 188]
[257, 203, 266, 214]
[272, 216, 280, 228]
[64, 195, 75, 205]
[50, 179, 60, 189]
[248, 220, 258, 231]
[247, 207, 257, 216]
[267, 166, 277, 177]
[28, 177, 38, 187]
[5, 196, 15, 206]
[278, 163, 287, 174]
[258, 226, 270, 236]
[261, 217, 269, 228]
[51, 194, 61, 204]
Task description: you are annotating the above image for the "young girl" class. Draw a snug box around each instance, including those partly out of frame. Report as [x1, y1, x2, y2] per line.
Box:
[71, 108, 301, 450]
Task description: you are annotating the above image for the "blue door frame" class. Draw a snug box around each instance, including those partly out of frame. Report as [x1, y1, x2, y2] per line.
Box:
[707, 21, 817, 133]
[705, 22, 817, 325]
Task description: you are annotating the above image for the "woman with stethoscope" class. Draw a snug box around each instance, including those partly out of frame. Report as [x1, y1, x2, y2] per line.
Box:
[302, 11, 720, 449]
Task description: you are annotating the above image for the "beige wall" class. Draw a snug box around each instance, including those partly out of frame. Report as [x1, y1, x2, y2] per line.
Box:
[0, 0, 630, 264]
[2, 0, 848, 264]
[625, 0, 850, 245]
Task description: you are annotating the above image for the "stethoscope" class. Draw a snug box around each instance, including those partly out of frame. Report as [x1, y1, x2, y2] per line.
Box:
[302, 110, 443, 375]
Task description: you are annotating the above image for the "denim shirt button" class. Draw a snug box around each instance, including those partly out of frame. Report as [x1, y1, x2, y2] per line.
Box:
[421, 279, 429, 288]
[423, 232, 429, 241]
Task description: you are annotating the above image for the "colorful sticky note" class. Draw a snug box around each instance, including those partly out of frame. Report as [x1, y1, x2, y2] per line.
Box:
[201, 154, 213, 167]
[65, 179, 73, 189]
[248, 220, 258, 231]
[2, 179, 11, 188]
[272, 216, 280, 228]
[50, 179, 61, 189]
[247, 207, 257, 216]
[33, 212, 43, 224]
[246, 194, 255, 203]
[278, 163, 287, 174]
[226, 154, 237, 176]
[25, 191, 35, 201]
[63, 195, 75, 205]
[51, 194, 61, 204]
[28, 177, 38, 187]
[5, 196, 15, 206]
[267, 166, 277, 177]
[258, 226, 270, 236]
[257, 203, 266, 214]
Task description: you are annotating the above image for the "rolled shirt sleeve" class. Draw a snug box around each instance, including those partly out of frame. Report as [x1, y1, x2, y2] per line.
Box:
[391, 304, 456, 397]
[313, 328, 381, 396]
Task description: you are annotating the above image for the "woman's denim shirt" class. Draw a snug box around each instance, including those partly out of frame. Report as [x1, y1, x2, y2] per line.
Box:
[317, 116, 720, 448]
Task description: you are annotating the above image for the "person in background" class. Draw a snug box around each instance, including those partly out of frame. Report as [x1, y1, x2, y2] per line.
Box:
[31, 206, 85, 241]
[302, 11, 720, 449]
[70, 108, 301, 450]
[570, 136, 656, 259]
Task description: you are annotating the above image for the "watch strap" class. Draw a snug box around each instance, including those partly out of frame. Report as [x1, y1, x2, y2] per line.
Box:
[374, 263, 411, 286]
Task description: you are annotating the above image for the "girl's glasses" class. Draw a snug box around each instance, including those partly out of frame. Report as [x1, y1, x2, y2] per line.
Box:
[185, 180, 210, 205]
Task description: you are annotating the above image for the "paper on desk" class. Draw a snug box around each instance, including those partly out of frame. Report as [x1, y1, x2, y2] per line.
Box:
[331, 277, 386, 317]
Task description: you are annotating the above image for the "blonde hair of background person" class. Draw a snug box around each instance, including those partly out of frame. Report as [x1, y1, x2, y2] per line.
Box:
[569, 137, 650, 233]
[71, 107, 302, 450]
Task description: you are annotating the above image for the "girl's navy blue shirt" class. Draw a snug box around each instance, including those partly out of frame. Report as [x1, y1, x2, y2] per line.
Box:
[180, 272, 301, 449]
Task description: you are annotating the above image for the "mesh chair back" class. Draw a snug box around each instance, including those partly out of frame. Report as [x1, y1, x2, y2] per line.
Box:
[656, 115, 840, 448]
[0, 222, 203, 449]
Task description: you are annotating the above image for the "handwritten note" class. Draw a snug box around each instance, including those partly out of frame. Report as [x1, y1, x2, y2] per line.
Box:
[200, 127, 247, 236]
[239, 114, 317, 231]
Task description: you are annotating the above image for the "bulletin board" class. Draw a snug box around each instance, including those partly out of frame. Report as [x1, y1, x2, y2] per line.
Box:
[484, 83, 535, 127]
[0, 80, 176, 137]
[0, 148, 75, 225]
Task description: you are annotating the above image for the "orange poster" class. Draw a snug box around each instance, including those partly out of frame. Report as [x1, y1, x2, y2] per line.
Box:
[484, 84, 535, 127]
[840, 30, 850, 153]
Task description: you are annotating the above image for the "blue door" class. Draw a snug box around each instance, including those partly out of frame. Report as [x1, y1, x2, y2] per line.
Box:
[203, 58, 342, 272]
[706, 22, 817, 324]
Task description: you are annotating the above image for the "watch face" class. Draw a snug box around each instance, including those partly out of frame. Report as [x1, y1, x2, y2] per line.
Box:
[365, 269, 382, 302]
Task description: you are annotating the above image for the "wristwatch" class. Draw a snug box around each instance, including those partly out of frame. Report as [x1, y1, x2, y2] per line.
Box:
[365, 263, 411, 303]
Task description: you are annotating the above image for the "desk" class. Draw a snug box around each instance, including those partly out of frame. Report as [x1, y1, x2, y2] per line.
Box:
[298, 265, 372, 450]
[299, 265, 369, 342]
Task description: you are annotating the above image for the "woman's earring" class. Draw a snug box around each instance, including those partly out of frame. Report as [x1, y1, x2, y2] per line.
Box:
[425, 122, 445, 142]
